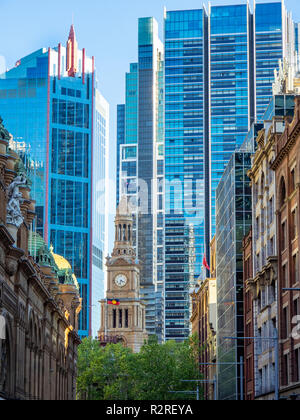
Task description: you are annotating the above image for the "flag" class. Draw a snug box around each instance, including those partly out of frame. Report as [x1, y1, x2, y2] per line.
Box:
[107, 299, 120, 306]
[203, 254, 210, 271]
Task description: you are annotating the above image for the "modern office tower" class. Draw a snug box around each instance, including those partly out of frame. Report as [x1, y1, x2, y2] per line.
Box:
[215, 151, 252, 400]
[254, 1, 294, 120]
[116, 104, 125, 207]
[162, 0, 295, 342]
[117, 18, 165, 341]
[209, 3, 252, 239]
[164, 8, 207, 341]
[0, 26, 109, 338]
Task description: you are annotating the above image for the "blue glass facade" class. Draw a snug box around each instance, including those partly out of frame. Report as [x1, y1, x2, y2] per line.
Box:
[0, 36, 108, 338]
[255, 2, 283, 119]
[210, 4, 251, 237]
[164, 9, 206, 341]
[116, 104, 125, 207]
[162, 2, 293, 342]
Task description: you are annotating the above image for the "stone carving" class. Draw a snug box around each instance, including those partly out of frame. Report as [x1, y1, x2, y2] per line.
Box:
[0, 117, 10, 142]
[6, 175, 27, 228]
[5, 256, 19, 276]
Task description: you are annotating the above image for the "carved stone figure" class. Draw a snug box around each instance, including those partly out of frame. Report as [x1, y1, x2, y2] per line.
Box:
[6, 175, 27, 228]
[0, 117, 10, 142]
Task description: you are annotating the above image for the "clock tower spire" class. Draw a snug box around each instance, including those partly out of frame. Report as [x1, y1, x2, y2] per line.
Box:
[98, 197, 148, 352]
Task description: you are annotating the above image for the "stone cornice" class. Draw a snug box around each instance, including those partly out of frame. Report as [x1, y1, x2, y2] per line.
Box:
[271, 97, 300, 170]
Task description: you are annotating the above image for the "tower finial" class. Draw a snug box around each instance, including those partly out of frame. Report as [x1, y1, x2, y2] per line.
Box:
[67, 22, 78, 77]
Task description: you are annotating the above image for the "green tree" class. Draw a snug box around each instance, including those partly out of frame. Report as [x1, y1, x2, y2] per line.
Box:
[77, 335, 203, 400]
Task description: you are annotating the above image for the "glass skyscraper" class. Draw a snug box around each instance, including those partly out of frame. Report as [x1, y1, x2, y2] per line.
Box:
[163, 0, 295, 342]
[215, 151, 252, 400]
[116, 104, 125, 207]
[164, 9, 207, 341]
[116, 1, 296, 343]
[209, 4, 251, 237]
[117, 18, 165, 341]
[255, 1, 294, 120]
[0, 26, 109, 338]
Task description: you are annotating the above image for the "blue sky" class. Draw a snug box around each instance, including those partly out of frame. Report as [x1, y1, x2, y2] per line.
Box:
[0, 0, 299, 181]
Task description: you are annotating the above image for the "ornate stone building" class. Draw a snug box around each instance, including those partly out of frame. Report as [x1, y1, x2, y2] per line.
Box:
[98, 198, 148, 353]
[0, 118, 81, 400]
[247, 114, 281, 399]
[271, 96, 300, 399]
[190, 236, 217, 400]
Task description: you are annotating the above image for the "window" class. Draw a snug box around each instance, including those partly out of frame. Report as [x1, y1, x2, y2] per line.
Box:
[282, 264, 288, 289]
[291, 209, 297, 240]
[283, 354, 289, 386]
[290, 168, 296, 193]
[293, 254, 299, 285]
[125, 309, 129, 328]
[119, 309, 123, 328]
[269, 197, 274, 225]
[261, 172, 265, 196]
[256, 217, 260, 241]
[293, 298, 299, 318]
[283, 307, 289, 339]
[281, 221, 287, 250]
[270, 237, 274, 256]
[113, 309, 117, 329]
[280, 177, 286, 207]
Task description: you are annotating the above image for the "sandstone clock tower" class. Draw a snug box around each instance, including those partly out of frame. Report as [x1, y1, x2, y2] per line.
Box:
[98, 197, 148, 353]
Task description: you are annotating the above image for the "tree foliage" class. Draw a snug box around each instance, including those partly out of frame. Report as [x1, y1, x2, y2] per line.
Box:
[77, 335, 203, 400]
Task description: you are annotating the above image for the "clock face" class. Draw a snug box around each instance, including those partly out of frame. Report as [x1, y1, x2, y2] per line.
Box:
[114, 274, 127, 288]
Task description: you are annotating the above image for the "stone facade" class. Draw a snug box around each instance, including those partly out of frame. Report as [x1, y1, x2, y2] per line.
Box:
[98, 198, 148, 353]
[190, 237, 217, 400]
[247, 115, 281, 399]
[271, 96, 300, 399]
[0, 118, 81, 400]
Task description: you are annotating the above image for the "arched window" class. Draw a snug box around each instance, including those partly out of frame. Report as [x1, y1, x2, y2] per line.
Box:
[279, 176, 286, 207]
[118, 224, 122, 241]
[123, 224, 126, 241]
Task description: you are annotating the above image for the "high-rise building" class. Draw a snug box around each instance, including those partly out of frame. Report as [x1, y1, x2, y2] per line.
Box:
[164, 0, 295, 342]
[164, 8, 207, 342]
[116, 104, 125, 207]
[0, 26, 109, 338]
[116, 18, 164, 341]
[116, 1, 296, 343]
[209, 3, 251, 237]
[215, 151, 252, 400]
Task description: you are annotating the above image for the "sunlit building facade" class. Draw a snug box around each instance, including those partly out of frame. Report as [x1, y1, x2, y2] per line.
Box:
[0, 26, 109, 338]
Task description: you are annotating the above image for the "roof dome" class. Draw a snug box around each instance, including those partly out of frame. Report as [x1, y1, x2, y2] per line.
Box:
[51, 251, 72, 271]
[28, 231, 79, 290]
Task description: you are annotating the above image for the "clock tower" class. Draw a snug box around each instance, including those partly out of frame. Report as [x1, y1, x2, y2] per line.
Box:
[98, 197, 148, 352]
